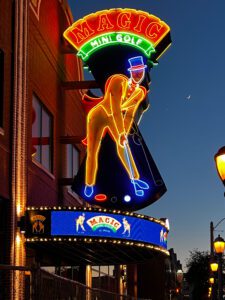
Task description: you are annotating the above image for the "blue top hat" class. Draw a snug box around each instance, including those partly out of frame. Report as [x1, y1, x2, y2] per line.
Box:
[128, 56, 147, 71]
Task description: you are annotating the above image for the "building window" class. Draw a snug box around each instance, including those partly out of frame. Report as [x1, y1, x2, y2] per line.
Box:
[32, 94, 53, 172]
[92, 265, 116, 290]
[0, 49, 4, 128]
[66, 144, 79, 178]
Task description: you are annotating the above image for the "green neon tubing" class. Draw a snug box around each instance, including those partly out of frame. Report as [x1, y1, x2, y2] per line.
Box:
[77, 32, 155, 61]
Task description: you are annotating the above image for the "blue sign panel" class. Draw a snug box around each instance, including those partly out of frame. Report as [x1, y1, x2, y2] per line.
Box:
[51, 211, 168, 249]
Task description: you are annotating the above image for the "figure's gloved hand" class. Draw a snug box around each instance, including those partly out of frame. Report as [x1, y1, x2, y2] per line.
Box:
[119, 133, 127, 147]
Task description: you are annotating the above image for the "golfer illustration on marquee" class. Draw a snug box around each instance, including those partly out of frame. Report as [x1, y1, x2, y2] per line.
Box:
[76, 213, 86, 232]
[83, 56, 150, 198]
[122, 217, 131, 237]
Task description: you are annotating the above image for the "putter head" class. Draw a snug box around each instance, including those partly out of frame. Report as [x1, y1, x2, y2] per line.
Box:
[135, 189, 144, 197]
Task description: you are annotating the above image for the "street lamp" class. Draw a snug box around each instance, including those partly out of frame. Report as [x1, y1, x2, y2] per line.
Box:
[210, 258, 218, 273]
[210, 221, 225, 300]
[209, 276, 215, 285]
[214, 235, 225, 300]
[211, 148, 225, 299]
[208, 286, 212, 299]
[214, 146, 225, 187]
[214, 235, 225, 254]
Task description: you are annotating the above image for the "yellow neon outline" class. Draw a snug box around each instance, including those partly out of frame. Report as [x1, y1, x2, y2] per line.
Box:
[155, 42, 172, 60]
[85, 73, 147, 186]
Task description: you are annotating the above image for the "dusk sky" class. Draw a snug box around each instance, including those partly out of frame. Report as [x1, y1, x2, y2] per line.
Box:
[68, 0, 225, 269]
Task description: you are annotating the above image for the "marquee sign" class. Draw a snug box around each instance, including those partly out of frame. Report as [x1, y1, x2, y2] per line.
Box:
[25, 208, 169, 252]
[63, 8, 171, 61]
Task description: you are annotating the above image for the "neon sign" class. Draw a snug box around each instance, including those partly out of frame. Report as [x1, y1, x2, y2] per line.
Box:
[77, 32, 155, 61]
[83, 57, 149, 199]
[63, 8, 170, 61]
[65, 9, 170, 210]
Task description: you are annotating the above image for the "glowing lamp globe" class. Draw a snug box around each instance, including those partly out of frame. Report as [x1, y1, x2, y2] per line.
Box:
[209, 277, 214, 284]
[210, 262, 218, 272]
[214, 235, 225, 254]
[215, 146, 225, 186]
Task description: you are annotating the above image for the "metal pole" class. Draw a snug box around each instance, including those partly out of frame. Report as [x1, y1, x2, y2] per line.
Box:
[210, 219, 225, 300]
[210, 222, 216, 300]
[218, 254, 223, 300]
[210, 222, 214, 256]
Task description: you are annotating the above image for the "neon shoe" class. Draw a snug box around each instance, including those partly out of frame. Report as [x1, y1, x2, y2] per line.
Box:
[135, 189, 144, 197]
[84, 185, 94, 197]
[131, 179, 149, 190]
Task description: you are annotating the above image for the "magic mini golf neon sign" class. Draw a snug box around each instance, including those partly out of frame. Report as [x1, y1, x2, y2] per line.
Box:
[65, 9, 170, 209]
[63, 8, 170, 61]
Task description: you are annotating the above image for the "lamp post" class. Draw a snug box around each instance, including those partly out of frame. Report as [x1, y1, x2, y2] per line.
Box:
[210, 219, 225, 257]
[210, 220, 225, 300]
[210, 257, 218, 300]
[211, 147, 225, 299]
[214, 235, 225, 300]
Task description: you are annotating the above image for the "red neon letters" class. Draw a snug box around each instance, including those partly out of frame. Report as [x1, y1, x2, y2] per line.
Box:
[64, 8, 170, 51]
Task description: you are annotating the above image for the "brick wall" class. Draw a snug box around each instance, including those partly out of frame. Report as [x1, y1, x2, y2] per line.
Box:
[0, 0, 13, 199]
[27, 0, 86, 207]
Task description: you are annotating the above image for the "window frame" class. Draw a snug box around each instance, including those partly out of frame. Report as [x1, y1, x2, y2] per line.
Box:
[32, 94, 53, 174]
[66, 144, 80, 179]
[66, 144, 81, 200]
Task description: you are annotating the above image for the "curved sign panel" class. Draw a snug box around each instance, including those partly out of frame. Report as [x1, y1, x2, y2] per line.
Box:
[63, 8, 170, 61]
[51, 211, 168, 250]
[25, 208, 169, 252]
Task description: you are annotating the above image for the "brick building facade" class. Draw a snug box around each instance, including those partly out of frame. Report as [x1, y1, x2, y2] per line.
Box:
[0, 0, 86, 297]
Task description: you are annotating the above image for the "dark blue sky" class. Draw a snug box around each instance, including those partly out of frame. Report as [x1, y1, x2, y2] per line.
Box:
[68, 0, 225, 268]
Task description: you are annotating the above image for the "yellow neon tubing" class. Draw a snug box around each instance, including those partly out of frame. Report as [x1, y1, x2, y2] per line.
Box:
[85, 73, 147, 186]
